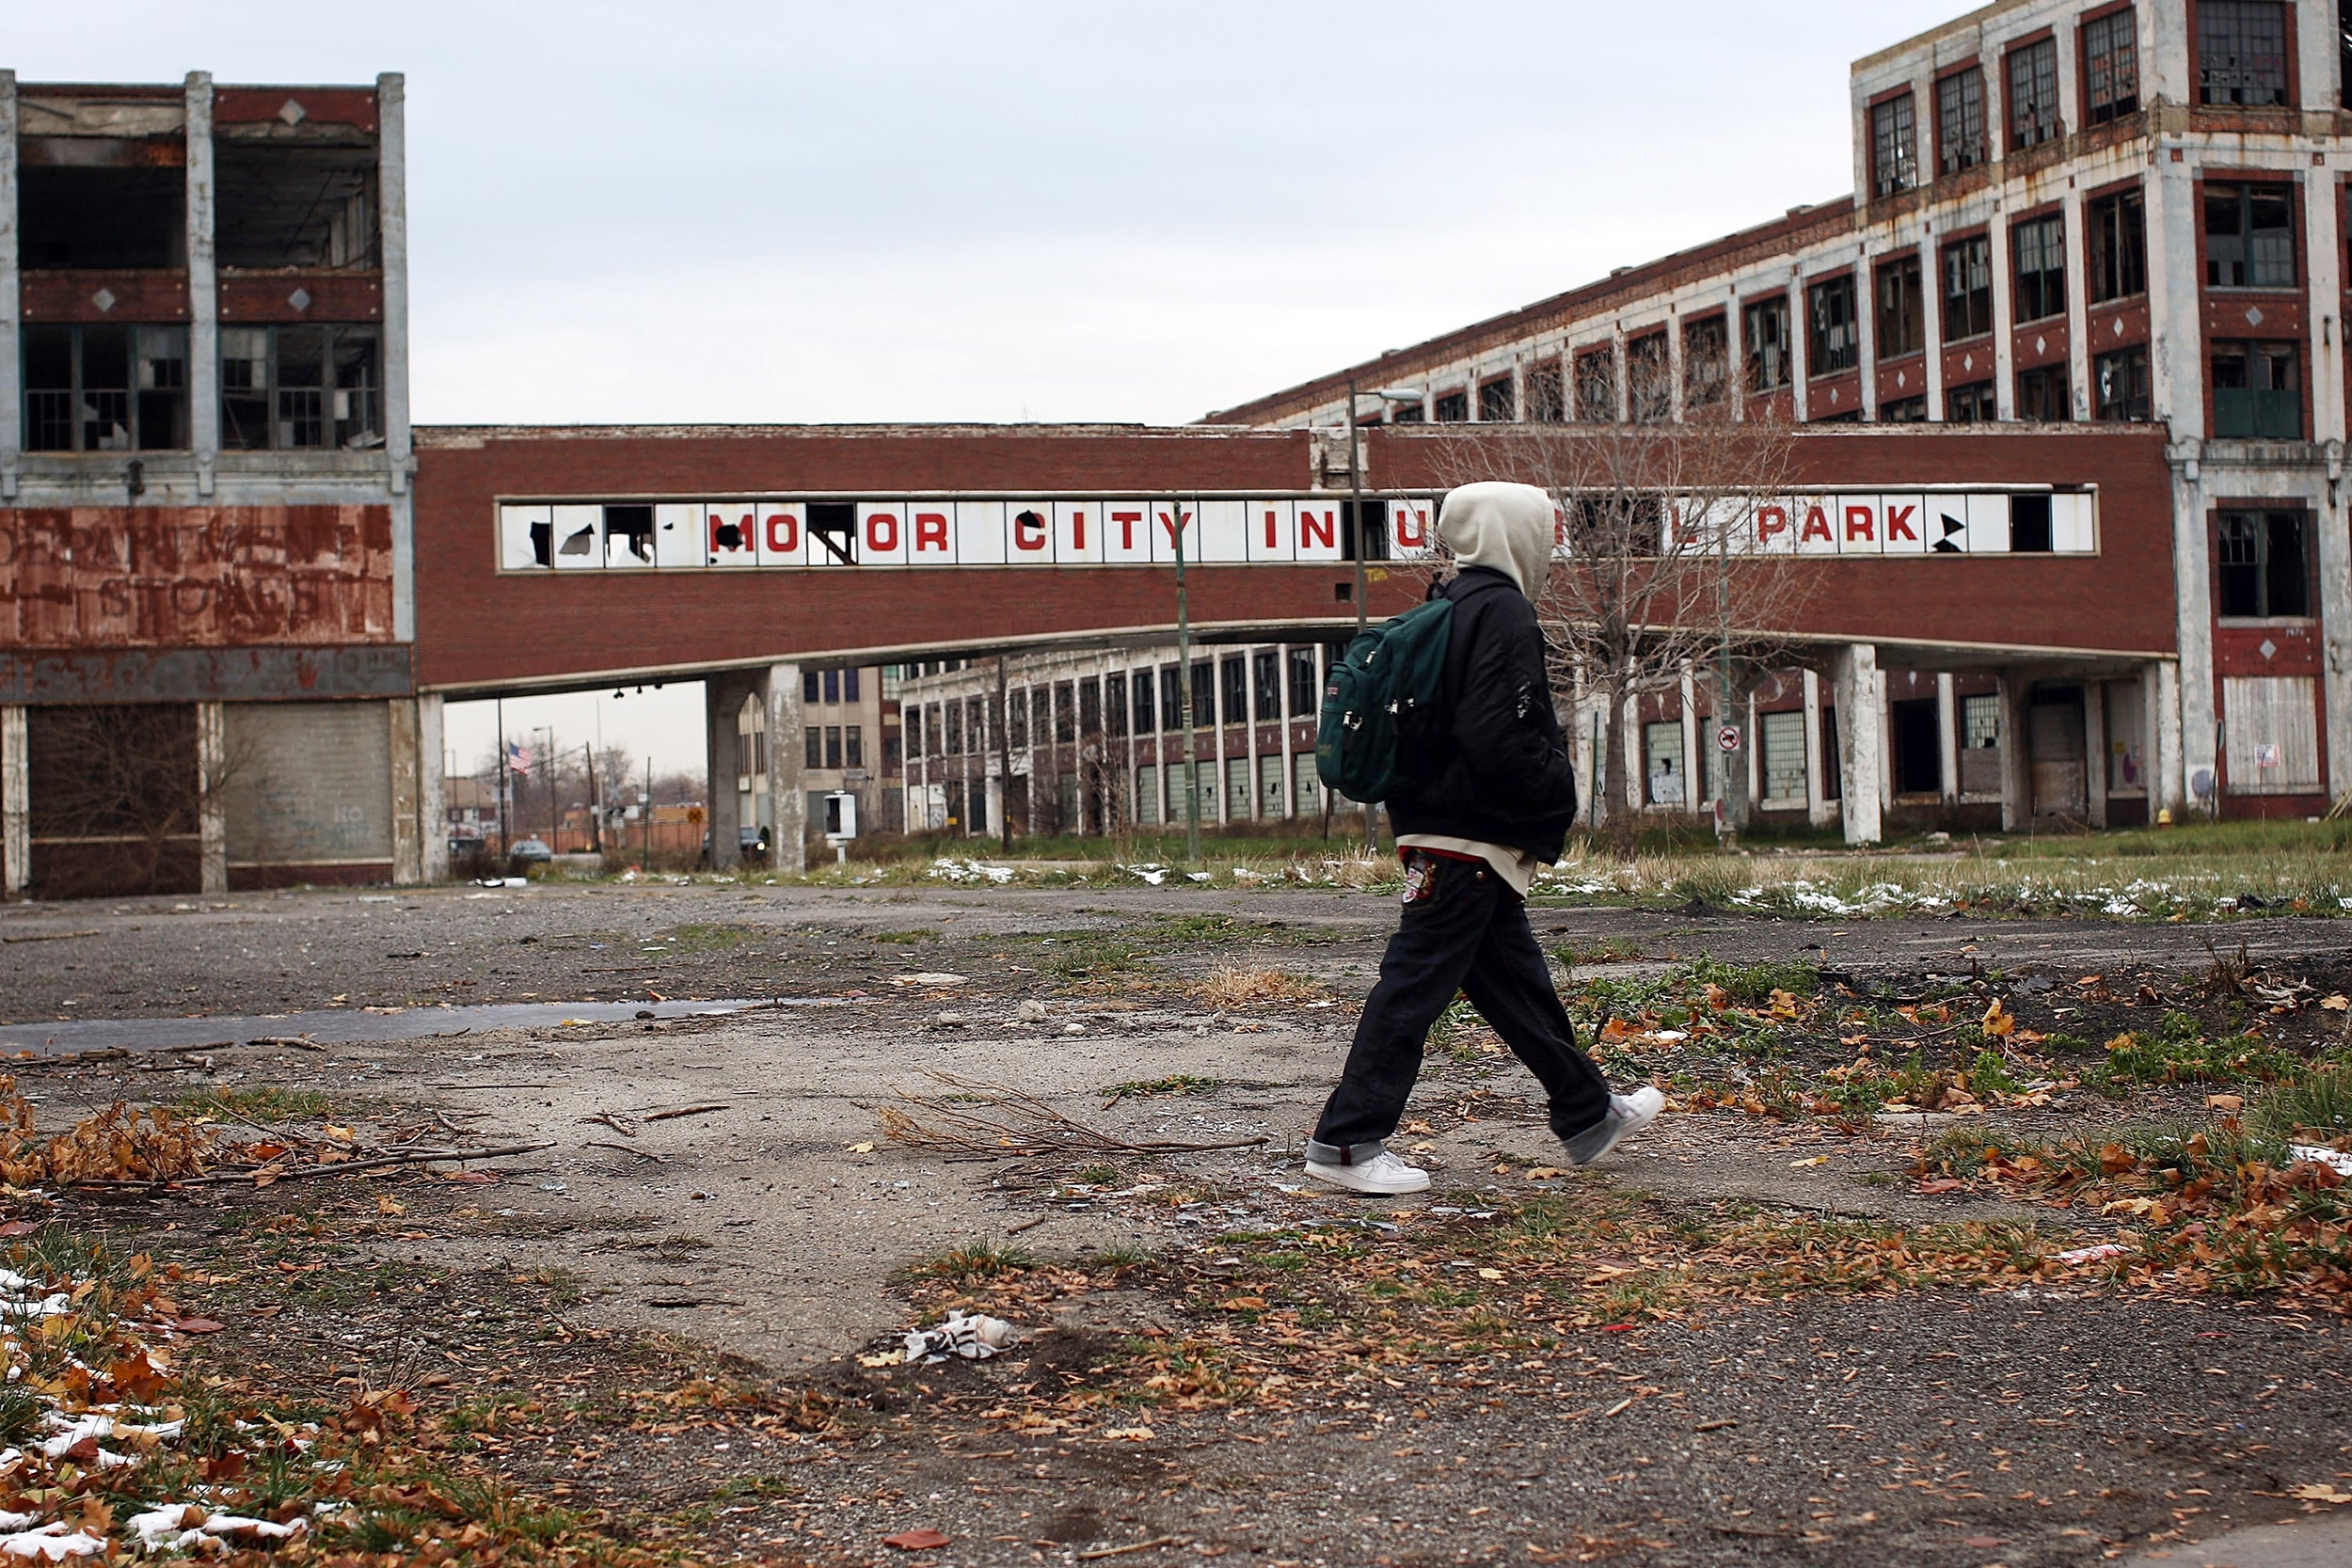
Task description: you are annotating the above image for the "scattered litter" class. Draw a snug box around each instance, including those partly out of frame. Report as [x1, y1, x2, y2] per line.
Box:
[893, 973, 970, 987]
[1017, 1000, 1049, 1022]
[2057, 1243, 2129, 1265]
[884, 1528, 953, 1551]
[928, 859, 1014, 885]
[2290, 1482, 2352, 1505]
[2289, 1145, 2352, 1177]
[902, 1310, 1013, 1365]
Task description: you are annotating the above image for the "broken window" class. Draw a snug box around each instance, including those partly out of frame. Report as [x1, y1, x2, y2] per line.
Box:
[1760, 709, 1807, 803]
[23, 324, 186, 451]
[2205, 183, 2296, 288]
[1253, 651, 1280, 721]
[1478, 376, 1515, 421]
[1574, 349, 1618, 420]
[1132, 671, 1156, 736]
[2017, 363, 2073, 421]
[1389, 401, 1425, 424]
[1343, 500, 1389, 562]
[2093, 346, 2151, 421]
[217, 324, 381, 451]
[2217, 510, 2311, 617]
[1743, 296, 1791, 391]
[1941, 236, 1994, 340]
[1433, 388, 1470, 423]
[1875, 255, 1925, 358]
[944, 700, 962, 754]
[1191, 661, 1214, 727]
[1682, 315, 1729, 408]
[1029, 688, 1050, 747]
[602, 504, 655, 566]
[2008, 38, 2062, 150]
[1219, 659, 1247, 727]
[803, 671, 821, 703]
[806, 502, 857, 565]
[1805, 276, 1858, 375]
[847, 726, 865, 768]
[1078, 681, 1100, 738]
[214, 143, 378, 270]
[1880, 395, 1929, 423]
[1161, 667, 1184, 732]
[1936, 67, 1987, 174]
[2212, 340, 2302, 437]
[2012, 214, 2068, 323]
[2010, 495, 2055, 552]
[1055, 683, 1077, 744]
[1947, 380, 1997, 422]
[1007, 691, 1027, 749]
[825, 726, 843, 769]
[966, 696, 985, 752]
[2086, 10, 2142, 122]
[804, 725, 822, 768]
[2090, 187, 2148, 301]
[1627, 333, 1671, 421]
[883, 729, 902, 768]
[1870, 93, 1918, 198]
[1288, 647, 1320, 717]
[2199, 1, 2290, 105]
[904, 705, 923, 757]
[19, 164, 184, 270]
[1106, 675, 1129, 737]
[1527, 360, 1566, 422]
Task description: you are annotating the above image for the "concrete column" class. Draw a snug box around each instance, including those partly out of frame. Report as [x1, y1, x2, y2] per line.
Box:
[386, 698, 421, 886]
[1877, 669, 1896, 816]
[1936, 673, 1960, 801]
[1920, 230, 1946, 419]
[1987, 211, 2020, 416]
[1678, 667, 1700, 816]
[378, 74, 417, 641]
[2061, 185, 2093, 423]
[1855, 255, 1878, 422]
[2168, 456, 2218, 810]
[766, 661, 805, 873]
[1803, 670, 1830, 826]
[183, 74, 218, 494]
[1725, 290, 1746, 422]
[1831, 645, 1884, 845]
[419, 693, 447, 883]
[2152, 658, 2185, 817]
[1, 706, 25, 897]
[1244, 647, 1261, 824]
[2311, 145, 2347, 447]
[705, 675, 755, 870]
[2150, 165, 2201, 436]
[0, 71, 20, 500]
[196, 702, 228, 894]
[1788, 277, 1809, 421]
[1997, 673, 2032, 831]
[2084, 680, 2109, 829]
[1620, 698, 1643, 815]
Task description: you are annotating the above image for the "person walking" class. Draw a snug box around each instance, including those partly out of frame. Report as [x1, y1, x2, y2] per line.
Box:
[1305, 481, 1665, 1196]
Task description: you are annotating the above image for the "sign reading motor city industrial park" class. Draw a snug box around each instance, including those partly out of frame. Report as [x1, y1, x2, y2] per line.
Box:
[495, 488, 2096, 573]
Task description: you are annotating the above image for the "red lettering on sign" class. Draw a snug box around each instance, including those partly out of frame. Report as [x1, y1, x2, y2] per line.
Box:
[1886, 503, 1918, 542]
[1112, 510, 1142, 551]
[765, 511, 799, 553]
[1300, 508, 1335, 550]
[913, 512, 949, 552]
[1157, 508, 1192, 546]
[1844, 504, 1875, 543]
[1069, 510, 1088, 550]
[1800, 504, 1832, 544]
[866, 512, 900, 553]
[1264, 509, 1280, 548]
[1395, 504, 1427, 549]
[1012, 510, 1048, 552]
[1756, 505, 1788, 544]
[709, 512, 752, 554]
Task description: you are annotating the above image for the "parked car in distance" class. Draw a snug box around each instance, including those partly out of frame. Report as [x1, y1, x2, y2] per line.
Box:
[509, 837, 554, 864]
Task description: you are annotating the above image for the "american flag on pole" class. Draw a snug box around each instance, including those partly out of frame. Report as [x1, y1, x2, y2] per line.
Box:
[506, 740, 534, 778]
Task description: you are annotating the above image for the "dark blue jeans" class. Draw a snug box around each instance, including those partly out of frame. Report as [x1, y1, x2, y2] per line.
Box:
[1309, 850, 1612, 1163]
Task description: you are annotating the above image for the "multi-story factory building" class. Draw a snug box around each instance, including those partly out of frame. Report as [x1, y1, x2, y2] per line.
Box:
[1214, 0, 2352, 824]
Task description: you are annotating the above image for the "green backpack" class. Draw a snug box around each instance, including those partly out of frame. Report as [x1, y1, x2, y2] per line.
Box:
[1315, 597, 1455, 803]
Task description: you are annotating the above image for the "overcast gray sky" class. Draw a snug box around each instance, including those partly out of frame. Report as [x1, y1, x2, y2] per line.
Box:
[18, 0, 1961, 784]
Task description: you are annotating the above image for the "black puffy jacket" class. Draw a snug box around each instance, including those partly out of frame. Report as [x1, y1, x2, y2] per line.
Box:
[1384, 566, 1581, 862]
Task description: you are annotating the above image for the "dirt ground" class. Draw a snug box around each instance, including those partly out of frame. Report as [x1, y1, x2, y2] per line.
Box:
[4, 880, 2350, 1566]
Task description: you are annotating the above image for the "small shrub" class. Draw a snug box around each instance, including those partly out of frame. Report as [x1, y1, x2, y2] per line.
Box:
[1193, 967, 1326, 1007]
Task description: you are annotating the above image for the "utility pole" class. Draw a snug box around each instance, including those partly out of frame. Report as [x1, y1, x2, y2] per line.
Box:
[1173, 504, 1202, 865]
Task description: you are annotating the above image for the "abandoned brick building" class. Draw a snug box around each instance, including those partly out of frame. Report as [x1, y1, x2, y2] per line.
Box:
[12, 0, 2352, 895]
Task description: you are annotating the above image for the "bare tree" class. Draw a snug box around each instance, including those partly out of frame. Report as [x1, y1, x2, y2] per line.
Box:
[1424, 361, 1815, 857]
[25, 703, 252, 896]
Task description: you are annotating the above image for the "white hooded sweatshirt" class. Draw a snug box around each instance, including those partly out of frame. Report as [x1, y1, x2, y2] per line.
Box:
[1392, 482, 1559, 895]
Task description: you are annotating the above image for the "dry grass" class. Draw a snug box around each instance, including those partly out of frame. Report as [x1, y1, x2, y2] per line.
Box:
[1192, 966, 1328, 1008]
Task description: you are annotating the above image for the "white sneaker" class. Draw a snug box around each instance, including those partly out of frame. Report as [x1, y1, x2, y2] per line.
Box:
[1562, 1086, 1666, 1166]
[1303, 1150, 1431, 1196]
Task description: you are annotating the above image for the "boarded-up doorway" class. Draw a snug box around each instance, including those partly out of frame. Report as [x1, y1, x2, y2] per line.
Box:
[2028, 688, 2088, 822]
[25, 704, 201, 899]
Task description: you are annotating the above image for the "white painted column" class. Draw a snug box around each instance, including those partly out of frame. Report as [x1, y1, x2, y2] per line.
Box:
[1, 706, 25, 897]
[419, 692, 447, 883]
[1877, 670, 1896, 815]
[1832, 645, 1884, 845]
[767, 660, 805, 871]
[378, 73, 417, 640]
[1620, 698, 1643, 816]
[1678, 667, 1700, 817]
[1936, 673, 1960, 801]
[197, 702, 227, 894]
[1803, 669, 1830, 826]
[2168, 455, 2218, 814]
[1725, 290, 1747, 422]
[706, 677, 749, 870]
[1244, 647, 1261, 824]
[2061, 185, 2093, 421]
[183, 74, 218, 496]
[1855, 257, 1879, 421]
[1788, 277, 1809, 421]
[1920, 230, 1947, 419]
[1987, 212, 2021, 416]
[2152, 658, 2185, 817]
